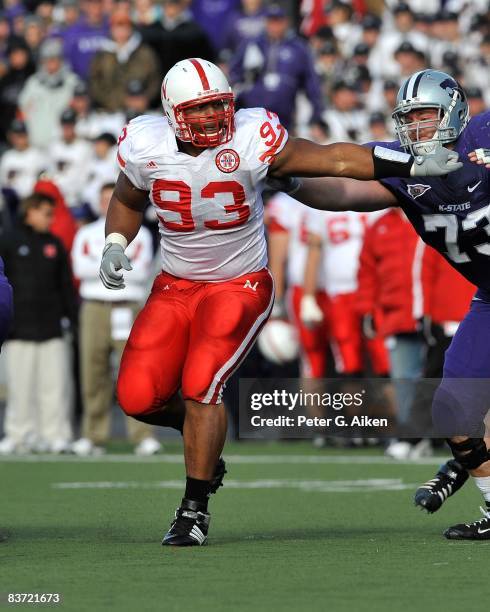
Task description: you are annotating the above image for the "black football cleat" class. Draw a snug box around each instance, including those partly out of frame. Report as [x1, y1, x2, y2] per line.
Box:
[414, 460, 469, 513]
[162, 498, 210, 547]
[444, 507, 490, 540]
[209, 457, 227, 495]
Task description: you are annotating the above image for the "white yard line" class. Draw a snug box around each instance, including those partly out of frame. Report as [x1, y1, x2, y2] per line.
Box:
[52, 478, 418, 493]
[0, 453, 445, 465]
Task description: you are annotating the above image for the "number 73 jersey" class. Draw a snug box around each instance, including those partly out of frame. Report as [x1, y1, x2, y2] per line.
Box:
[116, 108, 288, 281]
[372, 111, 490, 291]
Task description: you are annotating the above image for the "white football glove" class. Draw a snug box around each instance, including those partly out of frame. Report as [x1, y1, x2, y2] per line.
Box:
[300, 294, 323, 327]
[410, 147, 462, 177]
[474, 148, 490, 164]
[99, 243, 132, 290]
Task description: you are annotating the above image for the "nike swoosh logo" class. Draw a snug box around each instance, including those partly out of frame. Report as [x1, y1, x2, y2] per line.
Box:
[477, 528, 490, 534]
[468, 181, 482, 192]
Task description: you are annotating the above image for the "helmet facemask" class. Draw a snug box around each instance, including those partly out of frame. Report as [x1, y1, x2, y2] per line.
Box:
[393, 105, 451, 155]
[174, 93, 235, 148]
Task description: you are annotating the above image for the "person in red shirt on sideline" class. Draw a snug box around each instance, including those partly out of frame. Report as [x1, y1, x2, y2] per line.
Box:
[356, 207, 427, 458]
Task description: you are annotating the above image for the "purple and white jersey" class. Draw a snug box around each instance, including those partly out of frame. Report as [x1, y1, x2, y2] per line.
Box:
[371, 111, 490, 292]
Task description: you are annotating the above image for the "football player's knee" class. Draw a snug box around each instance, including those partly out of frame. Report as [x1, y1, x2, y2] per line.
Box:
[117, 371, 159, 417]
[446, 438, 490, 470]
[432, 385, 486, 438]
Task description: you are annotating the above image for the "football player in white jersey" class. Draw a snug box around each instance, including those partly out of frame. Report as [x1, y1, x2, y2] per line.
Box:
[301, 209, 389, 377]
[98, 58, 461, 547]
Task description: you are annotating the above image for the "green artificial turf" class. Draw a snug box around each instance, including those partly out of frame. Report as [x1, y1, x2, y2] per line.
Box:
[1, 442, 488, 612]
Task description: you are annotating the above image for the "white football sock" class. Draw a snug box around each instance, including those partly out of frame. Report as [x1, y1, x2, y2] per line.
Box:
[473, 476, 490, 503]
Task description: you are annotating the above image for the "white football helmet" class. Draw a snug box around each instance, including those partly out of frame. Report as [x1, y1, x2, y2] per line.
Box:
[257, 320, 299, 365]
[161, 58, 235, 148]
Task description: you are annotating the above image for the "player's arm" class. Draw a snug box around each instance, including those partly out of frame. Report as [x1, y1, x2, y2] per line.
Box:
[100, 172, 149, 290]
[105, 171, 148, 241]
[300, 232, 324, 326]
[268, 176, 397, 212]
[267, 227, 289, 317]
[269, 137, 462, 181]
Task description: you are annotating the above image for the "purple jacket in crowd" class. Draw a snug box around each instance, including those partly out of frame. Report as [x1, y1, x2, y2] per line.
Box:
[59, 17, 110, 80]
[229, 31, 324, 129]
[0, 256, 13, 348]
[191, 0, 241, 52]
[220, 8, 266, 57]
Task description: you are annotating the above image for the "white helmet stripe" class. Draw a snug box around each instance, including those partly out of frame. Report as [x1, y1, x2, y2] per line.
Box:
[404, 70, 425, 100]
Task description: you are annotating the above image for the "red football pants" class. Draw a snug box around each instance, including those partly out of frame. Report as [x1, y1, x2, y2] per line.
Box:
[327, 292, 389, 375]
[117, 269, 274, 415]
[287, 286, 329, 378]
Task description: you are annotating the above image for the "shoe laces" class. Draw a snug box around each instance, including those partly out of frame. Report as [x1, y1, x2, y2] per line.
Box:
[465, 507, 490, 528]
[419, 476, 453, 498]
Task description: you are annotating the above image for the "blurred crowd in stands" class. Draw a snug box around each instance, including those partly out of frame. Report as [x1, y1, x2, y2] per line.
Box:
[0, 0, 488, 456]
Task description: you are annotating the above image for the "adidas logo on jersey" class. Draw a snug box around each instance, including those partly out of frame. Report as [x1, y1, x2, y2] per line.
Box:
[146, 161, 157, 169]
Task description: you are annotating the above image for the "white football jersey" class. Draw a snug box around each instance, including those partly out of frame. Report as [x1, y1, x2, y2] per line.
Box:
[267, 192, 325, 289]
[306, 209, 384, 296]
[117, 108, 288, 281]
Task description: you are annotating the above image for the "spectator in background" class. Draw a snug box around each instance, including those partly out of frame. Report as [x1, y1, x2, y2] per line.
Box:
[393, 41, 427, 78]
[123, 78, 153, 121]
[89, 10, 160, 112]
[48, 108, 92, 208]
[60, 0, 110, 81]
[18, 38, 79, 148]
[8, 4, 27, 39]
[70, 80, 123, 140]
[230, 4, 324, 131]
[465, 35, 490, 110]
[51, 0, 81, 35]
[139, 0, 215, 83]
[366, 78, 400, 115]
[33, 177, 77, 253]
[326, 0, 360, 57]
[220, 0, 266, 63]
[466, 86, 487, 117]
[430, 11, 466, 70]
[0, 39, 35, 145]
[0, 13, 14, 75]
[71, 182, 159, 456]
[0, 193, 76, 455]
[23, 14, 45, 63]
[315, 40, 344, 97]
[374, 2, 429, 78]
[322, 79, 368, 142]
[0, 119, 46, 199]
[190, 0, 240, 53]
[308, 24, 335, 55]
[82, 131, 118, 214]
[361, 13, 382, 49]
[367, 111, 391, 141]
[132, 0, 162, 26]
